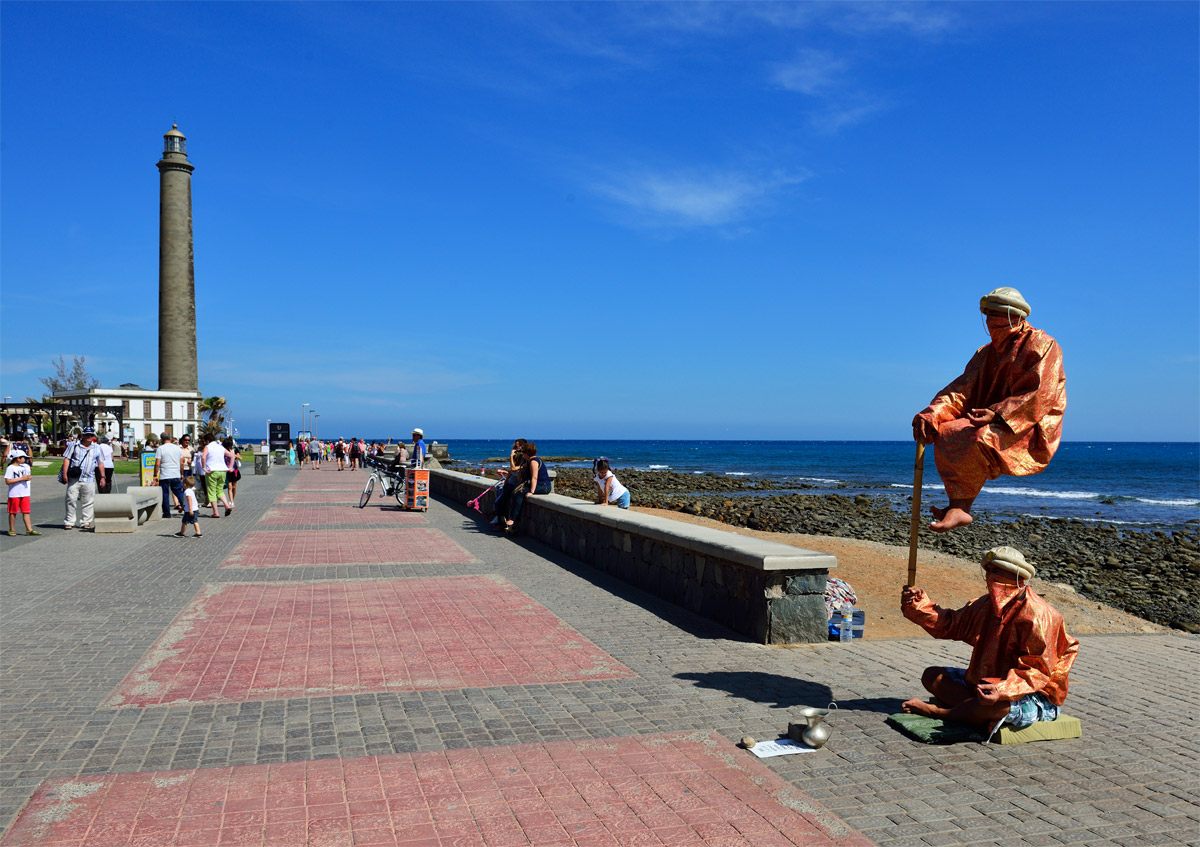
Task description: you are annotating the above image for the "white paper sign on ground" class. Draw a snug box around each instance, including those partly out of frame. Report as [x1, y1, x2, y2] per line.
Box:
[747, 738, 816, 758]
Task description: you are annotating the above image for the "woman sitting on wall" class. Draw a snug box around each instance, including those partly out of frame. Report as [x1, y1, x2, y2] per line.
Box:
[504, 442, 551, 533]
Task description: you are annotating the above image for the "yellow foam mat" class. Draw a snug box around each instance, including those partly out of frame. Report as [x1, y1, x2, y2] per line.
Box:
[996, 714, 1081, 745]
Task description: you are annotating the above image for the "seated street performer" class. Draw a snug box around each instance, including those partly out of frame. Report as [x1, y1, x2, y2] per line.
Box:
[900, 546, 1079, 735]
[912, 287, 1066, 532]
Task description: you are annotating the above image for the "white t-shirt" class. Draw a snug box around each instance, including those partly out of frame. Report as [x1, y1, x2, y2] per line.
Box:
[183, 488, 199, 514]
[203, 442, 229, 473]
[595, 471, 629, 503]
[157, 442, 183, 479]
[98, 442, 115, 468]
[193, 452, 205, 476]
[6, 463, 31, 498]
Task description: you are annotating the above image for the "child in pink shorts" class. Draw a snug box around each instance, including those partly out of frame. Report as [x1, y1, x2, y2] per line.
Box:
[5, 450, 40, 536]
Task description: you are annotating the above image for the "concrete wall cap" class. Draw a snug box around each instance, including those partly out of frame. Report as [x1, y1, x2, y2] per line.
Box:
[433, 469, 837, 573]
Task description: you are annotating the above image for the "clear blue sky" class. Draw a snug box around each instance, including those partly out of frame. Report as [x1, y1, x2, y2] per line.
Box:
[2, 2, 1197, 441]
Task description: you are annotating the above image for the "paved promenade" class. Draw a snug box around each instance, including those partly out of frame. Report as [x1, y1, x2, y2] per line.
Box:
[1, 464, 1196, 846]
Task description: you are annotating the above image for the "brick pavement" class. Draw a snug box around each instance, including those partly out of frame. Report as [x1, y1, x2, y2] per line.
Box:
[1, 463, 1197, 846]
[257, 506, 427, 527]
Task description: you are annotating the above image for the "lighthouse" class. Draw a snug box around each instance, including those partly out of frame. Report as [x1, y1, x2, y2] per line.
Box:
[156, 124, 198, 392]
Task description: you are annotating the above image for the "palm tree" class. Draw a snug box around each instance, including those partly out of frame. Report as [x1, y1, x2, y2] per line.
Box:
[199, 396, 227, 438]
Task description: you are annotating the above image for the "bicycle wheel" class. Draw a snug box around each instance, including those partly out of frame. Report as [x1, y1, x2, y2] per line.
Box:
[359, 475, 376, 508]
[395, 477, 407, 508]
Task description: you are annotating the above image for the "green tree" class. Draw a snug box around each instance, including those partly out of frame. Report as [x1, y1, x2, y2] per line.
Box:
[199, 396, 228, 438]
[39, 355, 100, 396]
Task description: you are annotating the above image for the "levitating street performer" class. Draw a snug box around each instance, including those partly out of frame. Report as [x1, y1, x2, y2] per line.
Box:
[912, 287, 1066, 532]
[900, 546, 1079, 735]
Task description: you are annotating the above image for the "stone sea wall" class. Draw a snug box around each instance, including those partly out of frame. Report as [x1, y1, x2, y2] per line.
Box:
[542, 468, 1200, 634]
[429, 470, 835, 644]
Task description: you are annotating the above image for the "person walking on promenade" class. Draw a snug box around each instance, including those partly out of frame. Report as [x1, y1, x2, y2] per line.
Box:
[61, 426, 104, 530]
[912, 287, 1066, 532]
[178, 434, 195, 493]
[309, 438, 321, 468]
[900, 546, 1079, 736]
[201, 434, 235, 518]
[349, 438, 361, 471]
[192, 445, 208, 508]
[96, 436, 115, 494]
[175, 476, 202, 538]
[223, 437, 241, 506]
[153, 432, 185, 519]
[6, 450, 40, 536]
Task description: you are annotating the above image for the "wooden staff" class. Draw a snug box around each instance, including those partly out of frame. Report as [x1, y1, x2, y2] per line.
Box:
[907, 442, 925, 587]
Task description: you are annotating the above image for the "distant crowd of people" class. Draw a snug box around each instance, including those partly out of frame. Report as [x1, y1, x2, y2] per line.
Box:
[286, 428, 428, 472]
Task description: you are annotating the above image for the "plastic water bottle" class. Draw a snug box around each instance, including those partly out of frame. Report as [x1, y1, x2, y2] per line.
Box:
[839, 601, 854, 643]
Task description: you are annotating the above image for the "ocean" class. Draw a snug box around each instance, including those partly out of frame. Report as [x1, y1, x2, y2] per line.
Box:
[431, 440, 1199, 531]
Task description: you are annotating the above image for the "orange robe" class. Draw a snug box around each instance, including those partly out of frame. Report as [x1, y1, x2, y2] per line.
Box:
[916, 324, 1066, 499]
[902, 582, 1079, 705]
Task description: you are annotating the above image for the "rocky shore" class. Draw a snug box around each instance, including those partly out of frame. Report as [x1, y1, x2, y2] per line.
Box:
[543, 468, 1199, 633]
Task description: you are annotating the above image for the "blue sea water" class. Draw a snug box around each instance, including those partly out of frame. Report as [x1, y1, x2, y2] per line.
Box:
[435, 440, 1199, 531]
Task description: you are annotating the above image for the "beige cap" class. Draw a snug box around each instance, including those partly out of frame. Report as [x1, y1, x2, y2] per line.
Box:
[982, 546, 1036, 580]
[980, 286, 1031, 318]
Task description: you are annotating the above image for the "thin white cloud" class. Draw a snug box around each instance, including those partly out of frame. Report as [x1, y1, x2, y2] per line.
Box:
[831, 3, 958, 38]
[590, 167, 808, 229]
[808, 100, 888, 134]
[771, 49, 847, 96]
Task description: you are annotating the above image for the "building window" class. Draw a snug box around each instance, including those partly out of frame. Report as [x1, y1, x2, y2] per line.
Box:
[164, 424, 174, 438]
[187, 402, 195, 419]
[122, 401, 130, 417]
[143, 400, 152, 417]
[166, 401, 173, 418]
[144, 424, 153, 438]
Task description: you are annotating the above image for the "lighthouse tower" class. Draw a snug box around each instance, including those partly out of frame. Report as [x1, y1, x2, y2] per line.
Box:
[156, 124, 198, 392]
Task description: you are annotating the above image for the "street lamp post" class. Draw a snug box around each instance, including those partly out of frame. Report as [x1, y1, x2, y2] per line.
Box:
[313, 414, 320, 442]
[301, 403, 310, 438]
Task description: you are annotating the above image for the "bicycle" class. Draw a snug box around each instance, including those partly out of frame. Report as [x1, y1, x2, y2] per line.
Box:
[359, 457, 407, 508]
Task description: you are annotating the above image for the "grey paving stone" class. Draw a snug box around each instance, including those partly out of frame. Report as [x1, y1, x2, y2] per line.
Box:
[1, 468, 1197, 847]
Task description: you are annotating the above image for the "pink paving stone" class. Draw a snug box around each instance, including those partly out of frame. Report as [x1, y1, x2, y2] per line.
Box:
[275, 490, 371, 505]
[258, 506, 428, 527]
[102, 576, 635, 708]
[221, 529, 472, 568]
[0, 734, 874, 847]
[286, 469, 378, 491]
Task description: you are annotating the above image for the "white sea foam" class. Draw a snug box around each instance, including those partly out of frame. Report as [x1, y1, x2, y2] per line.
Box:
[986, 486, 1102, 501]
[798, 477, 842, 485]
[724, 472, 750, 477]
[890, 483, 943, 491]
[1018, 512, 1153, 526]
[648, 464, 671, 470]
[1136, 497, 1200, 507]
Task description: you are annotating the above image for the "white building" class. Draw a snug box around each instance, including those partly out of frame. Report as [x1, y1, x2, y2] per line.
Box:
[53, 383, 202, 444]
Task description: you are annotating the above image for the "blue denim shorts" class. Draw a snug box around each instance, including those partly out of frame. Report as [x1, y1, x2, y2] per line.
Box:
[944, 667, 1060, 728]
[614, 491, 630, 509]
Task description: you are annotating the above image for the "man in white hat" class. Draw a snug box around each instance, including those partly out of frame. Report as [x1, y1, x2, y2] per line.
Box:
[410, 428, 426, 468]
[61, 426, 104, 530]
[913, 287, 1066, 532]
[900, 546, 1079, 733]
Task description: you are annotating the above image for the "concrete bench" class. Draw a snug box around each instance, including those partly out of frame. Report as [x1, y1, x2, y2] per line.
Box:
[94, 486, 162, 533]
[430, 469, 836, 644]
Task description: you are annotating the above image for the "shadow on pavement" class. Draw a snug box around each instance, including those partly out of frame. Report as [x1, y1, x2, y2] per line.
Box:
[675, 671, 834, 710]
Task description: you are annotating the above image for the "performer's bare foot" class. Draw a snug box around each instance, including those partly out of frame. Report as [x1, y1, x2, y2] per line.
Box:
[901, 698, 946, 718]
[930, 508, 973, 532]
